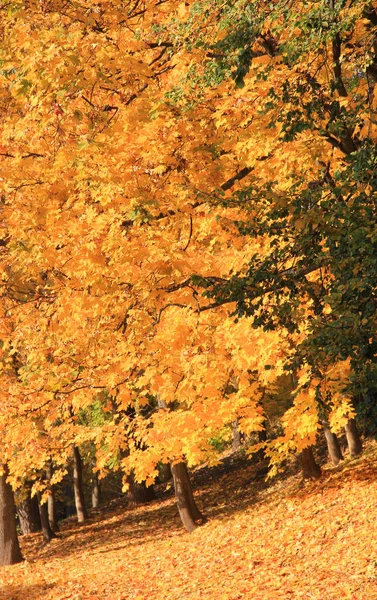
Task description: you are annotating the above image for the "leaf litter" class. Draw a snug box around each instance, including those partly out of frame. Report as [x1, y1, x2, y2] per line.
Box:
[2, 443, 377, 599]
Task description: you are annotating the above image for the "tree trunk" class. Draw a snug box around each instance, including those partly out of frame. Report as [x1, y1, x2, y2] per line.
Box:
[37, 493, 58, 543]
[46, 463, 59, 532]
[323, 426, 343, 465]
[91, 472, 101, 509]
[158, 462, 172, 483]
[171, 461, 206, 533]
[72, 446, 88, 523]
[127, 471, 156, 504]
[344, 418, 363, 457]
[232, 418, 242, 451]
[301, 447, 321, 479]
[17, 484, 41, 535]
[0, 465, 23, 565]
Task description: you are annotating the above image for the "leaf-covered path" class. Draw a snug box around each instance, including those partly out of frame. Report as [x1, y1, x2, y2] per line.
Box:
[2, 446, 377, 600]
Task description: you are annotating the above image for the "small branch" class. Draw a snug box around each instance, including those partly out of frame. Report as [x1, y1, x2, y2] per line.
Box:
[221, 167, 253, 191]
[182, 215, 193, 251]
[153, 302, 186, 325]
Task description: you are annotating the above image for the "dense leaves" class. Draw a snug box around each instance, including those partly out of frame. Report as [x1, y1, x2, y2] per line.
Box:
[0, 0, 376, 540]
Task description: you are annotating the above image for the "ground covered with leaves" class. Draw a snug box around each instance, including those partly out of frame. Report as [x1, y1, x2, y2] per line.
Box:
[2, 445, 377, 600]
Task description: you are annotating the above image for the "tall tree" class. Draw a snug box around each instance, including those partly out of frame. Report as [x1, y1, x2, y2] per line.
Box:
[0, 465, 23, 566]
[171, 462, 206, 533]
[16, 483, 41, 535]
[72, 446, 88, 524]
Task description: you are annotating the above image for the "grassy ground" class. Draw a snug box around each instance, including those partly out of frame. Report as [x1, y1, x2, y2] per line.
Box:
[2, 443, 377, 600]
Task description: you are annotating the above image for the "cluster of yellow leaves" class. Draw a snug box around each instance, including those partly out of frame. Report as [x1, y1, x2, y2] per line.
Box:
[0, 0, 374, 486]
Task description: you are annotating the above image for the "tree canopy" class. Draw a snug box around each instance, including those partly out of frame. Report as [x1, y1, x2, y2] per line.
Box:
[0, 0, 376, 500]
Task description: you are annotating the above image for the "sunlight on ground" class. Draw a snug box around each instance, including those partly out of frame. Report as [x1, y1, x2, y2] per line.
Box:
[2, 445, 377, 599]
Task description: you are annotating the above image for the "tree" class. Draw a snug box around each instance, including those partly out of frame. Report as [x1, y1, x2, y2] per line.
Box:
[0, 465, 23, 566]
[37, 493, 58, 543]
[0, 0, 375, 521]
[171, 461, 206, 532]
[72, 446, 88, 523]
[16, 482, 42, 535]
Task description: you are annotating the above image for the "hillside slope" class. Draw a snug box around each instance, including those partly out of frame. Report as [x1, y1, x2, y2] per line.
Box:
[1, 445, 377, 600]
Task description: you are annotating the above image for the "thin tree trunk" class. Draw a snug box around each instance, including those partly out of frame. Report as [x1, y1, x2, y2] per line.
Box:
[17, 484, 41, 535]
[323, 425, 343, 465]
[171, 461, 206, 533]
[127, 471, 156, 504]
[91, 472, 101, 509]
[0, 465, 23, 565]
[37, 493, 58, 543]
[232, 418, 241, 451]
[46, 463, 59, 532]
[72, 446, 88, 523]
[344, 418, 363, 457]
[301, 447, 321, 479]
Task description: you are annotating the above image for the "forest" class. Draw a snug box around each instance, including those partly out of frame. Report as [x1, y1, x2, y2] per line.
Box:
[1, 0, 377, 596]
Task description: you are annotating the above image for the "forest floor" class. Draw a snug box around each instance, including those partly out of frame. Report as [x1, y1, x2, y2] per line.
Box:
[2, 442, 377, 600]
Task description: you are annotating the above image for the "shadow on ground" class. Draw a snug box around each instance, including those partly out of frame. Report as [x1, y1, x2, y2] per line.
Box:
[20, 441, 377, 565]
[0, 583, 55, 600]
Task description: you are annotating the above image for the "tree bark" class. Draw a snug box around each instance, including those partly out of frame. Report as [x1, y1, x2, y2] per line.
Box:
[0, 465, 23, 565]
[46, 463, 60, 532]
[158, 462, 172, 483]
[91, 472, 101, 509]
[17, 484, 41, 535]
[232, 418, 242, 451]
[323, 425, 343, 465]
[344, 418, 363, 457]
[37, 493, 58, 543]
[72, 445, 88, 523]
[127, 471, 156, 504]
[171, 461, 206, 533]
[301, 447, 321, 479]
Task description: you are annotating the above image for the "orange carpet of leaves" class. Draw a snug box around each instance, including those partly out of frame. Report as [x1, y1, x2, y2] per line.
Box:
[2, 445, 377, 600]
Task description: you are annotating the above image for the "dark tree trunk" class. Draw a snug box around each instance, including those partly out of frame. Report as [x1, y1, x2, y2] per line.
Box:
[91, 472, 101, 509]
[344, 418, 363, 457]
[17, 484, 41, 535]
[158, 462, 172, 483]
[258, 427, 267, 443]
[72, 446, 88, 523]
[46, 463, 59, 532]
[323, 425, 343, 465]
[0, 465, 23, 565]
[171, 461, 206, 533]
[301, 447, 321, 479]
[37, 493, 58, 543]
[127, 471, 156, 504]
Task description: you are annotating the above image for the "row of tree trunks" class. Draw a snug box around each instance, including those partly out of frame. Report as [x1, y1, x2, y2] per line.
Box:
[304, 417, 364, 478]
[0, 417, 365, 566]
